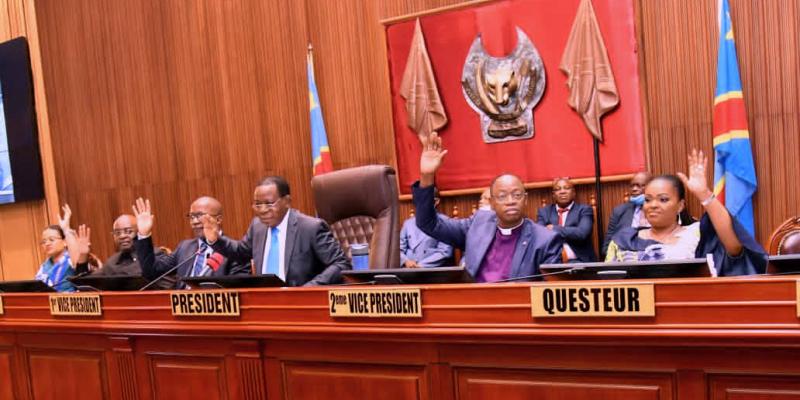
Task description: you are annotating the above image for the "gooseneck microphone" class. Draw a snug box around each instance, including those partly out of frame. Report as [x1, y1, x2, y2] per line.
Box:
[495, 266, 583, 283]
[139, 248, 204, 291]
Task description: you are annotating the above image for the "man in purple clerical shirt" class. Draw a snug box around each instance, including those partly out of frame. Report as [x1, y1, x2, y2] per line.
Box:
[411, 133, 563, 282]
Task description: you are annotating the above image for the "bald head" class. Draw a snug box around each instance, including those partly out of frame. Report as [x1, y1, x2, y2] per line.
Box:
[189, 196, 223, 238]
[630, 172, 652, 197]
[112, 214, 137, 252]
[488, 174, 527, 228]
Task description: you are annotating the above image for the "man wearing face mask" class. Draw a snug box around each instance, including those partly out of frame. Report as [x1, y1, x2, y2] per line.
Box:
[602, 172, 652, 256]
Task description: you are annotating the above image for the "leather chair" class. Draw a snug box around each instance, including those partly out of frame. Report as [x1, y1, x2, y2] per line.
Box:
[311, 165, 401, 269]
[768, 217, 800, 255]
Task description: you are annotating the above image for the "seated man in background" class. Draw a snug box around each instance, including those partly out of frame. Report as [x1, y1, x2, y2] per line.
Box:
[537, 178, 596, 262]
[80, 214, 172, 289]
[412, 133, 562, 282]
[400, 187, 453, 268]
[602, 171, 652, 256]
[201, 176, 350, 286]
[133, 196, 249, 289]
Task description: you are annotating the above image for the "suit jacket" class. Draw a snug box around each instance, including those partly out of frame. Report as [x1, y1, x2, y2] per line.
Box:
[136, 236, 248, 289]
[536, 203, 596, 262]
[210, 209, 351, 286]
[603, 202, 638, 256]
[413, 183, 562, 280]
[400, 216, 454, 267]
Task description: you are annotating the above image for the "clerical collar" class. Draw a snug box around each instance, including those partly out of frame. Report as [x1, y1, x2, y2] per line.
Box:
[497, 220, 524, 236]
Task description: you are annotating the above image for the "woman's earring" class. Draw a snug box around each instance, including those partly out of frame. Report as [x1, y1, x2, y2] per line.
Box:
[678, 213, 683, 225]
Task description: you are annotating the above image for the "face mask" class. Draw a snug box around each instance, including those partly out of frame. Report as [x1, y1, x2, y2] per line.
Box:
[479, 205, 492, 211]
[629, 194, 645, 206]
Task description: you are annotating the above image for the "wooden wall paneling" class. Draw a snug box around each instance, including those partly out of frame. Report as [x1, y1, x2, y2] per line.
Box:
[709, 374, 800, 400]
[227, 340, 266, 400]
[304, 0, 396, 171]
[110, 336, 139, 400]
[283, 362, 430, 400]
[26, 348, 109, 399]
[0, 346, 16, 400]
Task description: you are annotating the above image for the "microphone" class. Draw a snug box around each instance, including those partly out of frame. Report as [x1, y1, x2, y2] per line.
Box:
[495, 266, 583, 283]
[198, 252, 224, 277]
[139, 248, 203, 291]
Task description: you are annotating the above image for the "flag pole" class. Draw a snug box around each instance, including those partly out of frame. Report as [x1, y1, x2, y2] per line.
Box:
[593, 137, 604, 256]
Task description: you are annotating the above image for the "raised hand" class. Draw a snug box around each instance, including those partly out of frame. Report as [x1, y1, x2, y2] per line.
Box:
[76, 224, 91, 256]
[200, 214, 220, 244]
[419, 132, 448, 187]
[132, 197, 154, 236]
[58, 204, 73, 231]
[677, 148, 713, 202]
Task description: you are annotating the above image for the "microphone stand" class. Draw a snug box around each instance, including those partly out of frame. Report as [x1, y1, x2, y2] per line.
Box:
[139, 249, 202, 291]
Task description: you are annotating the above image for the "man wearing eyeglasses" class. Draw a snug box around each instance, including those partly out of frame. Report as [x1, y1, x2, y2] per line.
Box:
[536, 177, 596, 263]
[412, 133, 563, 282]
[83, 214, 175, 289]
[132, 196, 249, 289]
[201, 176, 350, 286]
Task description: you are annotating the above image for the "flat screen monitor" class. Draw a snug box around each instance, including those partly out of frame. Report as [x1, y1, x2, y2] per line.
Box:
[0, 37, 44, 205]
[341, 266, 474, 285]
[0, 279, 54, 292]
[539, 259, 711, 281]
[767, 254, 800, 275]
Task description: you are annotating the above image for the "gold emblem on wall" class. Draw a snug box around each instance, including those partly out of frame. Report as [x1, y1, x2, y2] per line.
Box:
[461, 27, 546, 143]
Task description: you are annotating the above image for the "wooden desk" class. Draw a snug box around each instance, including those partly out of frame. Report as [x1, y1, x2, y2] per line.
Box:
[1, 276, 799, 399]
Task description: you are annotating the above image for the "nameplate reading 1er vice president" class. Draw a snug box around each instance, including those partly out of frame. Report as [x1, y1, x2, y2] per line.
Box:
[49, 293, 102, 316]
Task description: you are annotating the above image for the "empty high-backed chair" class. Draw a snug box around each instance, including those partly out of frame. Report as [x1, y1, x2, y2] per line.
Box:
[311, 165, 400, 269]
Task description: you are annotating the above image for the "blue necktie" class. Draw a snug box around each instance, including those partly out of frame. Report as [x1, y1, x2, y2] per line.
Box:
[193, 242, 208, 276]
[264, 227, 280, 275]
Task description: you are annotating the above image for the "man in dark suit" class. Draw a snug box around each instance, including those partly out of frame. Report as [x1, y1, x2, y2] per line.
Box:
[537, 178, 595, 262]
[201, 176, 350, 286]
[412, 133, 562, 282]
[132, 197, 249, 289]
[602, 172, 652, 257]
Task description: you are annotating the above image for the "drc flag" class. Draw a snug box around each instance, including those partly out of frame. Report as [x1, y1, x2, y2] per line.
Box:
[713, 0, 757, 236]
[308, 51, 333, 176]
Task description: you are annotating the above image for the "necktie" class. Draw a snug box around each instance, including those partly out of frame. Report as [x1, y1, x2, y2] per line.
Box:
[265, 227, 280, 275]
[557, 207, 568, 226]
[192, 242, 209, 276]
[557, 208, 569, 262]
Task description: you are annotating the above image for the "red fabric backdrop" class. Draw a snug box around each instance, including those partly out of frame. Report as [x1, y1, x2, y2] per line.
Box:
[386, 0, 645, 194]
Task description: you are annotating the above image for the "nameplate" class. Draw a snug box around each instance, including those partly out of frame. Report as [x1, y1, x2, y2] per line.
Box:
[328, 289, 422, 318]
[170, 291, 240, 316]
[0, 295, 3, 315]
[796, 281, 800, 318]
[531, 283, 655, 317]
[48, 294, 102, 316]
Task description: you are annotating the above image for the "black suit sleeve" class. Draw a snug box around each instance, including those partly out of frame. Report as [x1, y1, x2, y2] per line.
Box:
[552, 205, 594, 241]
[135, 236, 177, 280]
[211, 222, 255, 262]
[304, 221, 351, 286]
[536, 207, 549, 226]
[603, 206, 624, 256]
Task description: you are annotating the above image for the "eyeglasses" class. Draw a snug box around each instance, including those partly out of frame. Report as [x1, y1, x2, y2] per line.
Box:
[252, 199, 282, 211]
[111, 228, 136, 237]
[493, 191, 527, 203]
[186, 212, 220, 221]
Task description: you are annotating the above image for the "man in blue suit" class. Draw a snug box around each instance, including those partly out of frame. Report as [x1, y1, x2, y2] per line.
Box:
[537, 178, 596, 262]
[400, 187, 454, 268]
[412, 133, 562, 282]
[601, 172, 652, 256]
